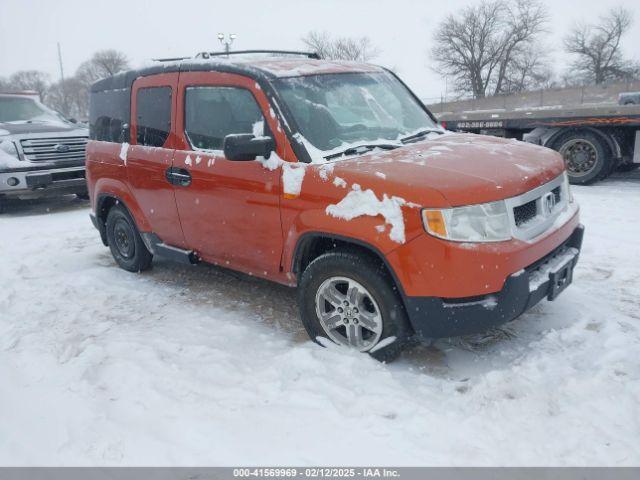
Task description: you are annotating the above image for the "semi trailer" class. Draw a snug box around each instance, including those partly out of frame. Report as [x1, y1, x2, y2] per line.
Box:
[437, 104, 640, 184]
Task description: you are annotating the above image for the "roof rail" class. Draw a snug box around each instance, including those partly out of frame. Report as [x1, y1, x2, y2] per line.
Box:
[194, 50, 321, 60]
[152, 56, 191, 62]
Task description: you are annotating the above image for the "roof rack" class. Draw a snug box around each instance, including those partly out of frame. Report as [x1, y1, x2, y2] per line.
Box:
[152, 56, 191, 62]
[194, 50, 321, 60]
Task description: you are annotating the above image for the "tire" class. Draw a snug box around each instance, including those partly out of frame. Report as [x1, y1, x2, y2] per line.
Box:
[298, 250, 412, 362]
[0, 197, 4, 214]
[105, 204, 153, 272]
[553, 131, 611, 185]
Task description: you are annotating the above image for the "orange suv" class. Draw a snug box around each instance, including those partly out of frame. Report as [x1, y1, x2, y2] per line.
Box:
[86, 51, 584, 361]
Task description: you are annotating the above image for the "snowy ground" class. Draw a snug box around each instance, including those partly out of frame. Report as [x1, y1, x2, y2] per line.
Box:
[1, 177, 639, 466]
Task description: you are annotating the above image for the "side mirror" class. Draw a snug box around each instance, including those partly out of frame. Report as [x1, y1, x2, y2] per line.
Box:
[223, 134, 274, 161]
[68, 117, 78, 124]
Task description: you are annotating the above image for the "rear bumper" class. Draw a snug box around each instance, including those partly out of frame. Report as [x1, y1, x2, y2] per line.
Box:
[405, 224, 584, 339]
[0, 166, 87, 197]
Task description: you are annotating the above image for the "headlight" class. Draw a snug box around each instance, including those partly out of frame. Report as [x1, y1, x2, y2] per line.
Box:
[0, 140, 19, 159]
[562, 171, 574, 203]
[422, 200, 512, 242]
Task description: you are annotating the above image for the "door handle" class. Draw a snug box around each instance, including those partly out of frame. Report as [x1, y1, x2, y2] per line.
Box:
[166, 167, 192, 187]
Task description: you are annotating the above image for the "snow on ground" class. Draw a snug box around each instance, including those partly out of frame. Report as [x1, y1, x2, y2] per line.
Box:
[0, 178, 639, 466]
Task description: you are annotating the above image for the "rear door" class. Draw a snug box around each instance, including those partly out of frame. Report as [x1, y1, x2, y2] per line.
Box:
[127, 74, 186, 247]
[172, 71, 285, 277]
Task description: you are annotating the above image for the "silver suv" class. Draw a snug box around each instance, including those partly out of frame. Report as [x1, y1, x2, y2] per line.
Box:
[0, 93, 89, 213]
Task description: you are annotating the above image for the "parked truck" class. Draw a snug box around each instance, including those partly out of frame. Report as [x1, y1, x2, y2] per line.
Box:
[437, 104, 640, 184]
[0, 92, 89, 212]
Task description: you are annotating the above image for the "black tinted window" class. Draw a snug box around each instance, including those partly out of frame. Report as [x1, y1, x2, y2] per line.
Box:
[90, 88, 130, 142]
[185, 87, 266, 151]
[136, 87, 171, 147]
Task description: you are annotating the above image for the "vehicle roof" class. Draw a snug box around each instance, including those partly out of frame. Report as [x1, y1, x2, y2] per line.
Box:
[91, 56, 384, 93]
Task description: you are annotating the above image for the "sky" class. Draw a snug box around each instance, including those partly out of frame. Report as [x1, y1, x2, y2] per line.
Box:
[1, 0, 639, 100]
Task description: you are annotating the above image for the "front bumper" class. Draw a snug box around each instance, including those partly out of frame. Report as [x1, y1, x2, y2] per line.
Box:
[0, 166, 87, 198]
[405, 224, 584, 339]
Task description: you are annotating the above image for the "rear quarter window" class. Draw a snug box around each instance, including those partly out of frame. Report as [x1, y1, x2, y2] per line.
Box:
[90, 88, 130, 143]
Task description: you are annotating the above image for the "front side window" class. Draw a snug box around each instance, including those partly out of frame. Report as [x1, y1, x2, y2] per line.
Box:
[274, 72, 438, 157]
[184, 86, 267, 151]
[136, 87, 171, 147]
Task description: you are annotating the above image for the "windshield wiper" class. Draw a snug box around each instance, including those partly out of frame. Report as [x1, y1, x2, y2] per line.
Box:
[400, 129, 443, 144]
[324, 143, 400, 160]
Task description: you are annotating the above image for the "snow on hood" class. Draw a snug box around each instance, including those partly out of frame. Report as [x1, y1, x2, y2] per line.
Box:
[325, 133, 565, 207]
[0, 121, 87, 136]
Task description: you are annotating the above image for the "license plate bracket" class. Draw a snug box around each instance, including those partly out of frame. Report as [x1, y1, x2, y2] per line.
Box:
[547, 257, 575, 301]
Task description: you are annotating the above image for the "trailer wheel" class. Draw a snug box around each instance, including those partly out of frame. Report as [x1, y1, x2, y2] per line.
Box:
[554, 132, 610, 185]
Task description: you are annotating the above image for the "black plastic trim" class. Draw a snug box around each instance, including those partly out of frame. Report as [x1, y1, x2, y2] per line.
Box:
[140, 232, 199, 265]
[404, 224, 585, 339]
[291, 232, 407, 296]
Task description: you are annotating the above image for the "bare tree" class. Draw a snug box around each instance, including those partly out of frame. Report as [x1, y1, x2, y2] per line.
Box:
[302, 31, 380, 62]
[564, 7, 635, 85]
[45, 77, 89, 120]
[76, 49, 130, 87]
[502, 45, 554, 93]
[6, 70, 51, 101]
[431, 0, 548, 98]
[0, 77, 11, 92]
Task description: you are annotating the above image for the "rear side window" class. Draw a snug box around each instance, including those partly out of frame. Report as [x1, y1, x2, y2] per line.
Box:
[136, 87, 172, 147]
[184, 86, 267, 151]
[90, 88, 130, 142]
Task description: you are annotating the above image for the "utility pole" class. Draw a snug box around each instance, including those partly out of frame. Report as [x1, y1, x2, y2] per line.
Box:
[217, 33, 236, 57]
[57, 42, 69, 115]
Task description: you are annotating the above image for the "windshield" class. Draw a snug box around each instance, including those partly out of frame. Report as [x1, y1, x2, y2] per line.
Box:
[0, 96, 68, 124]
[274, 72, 439, 159]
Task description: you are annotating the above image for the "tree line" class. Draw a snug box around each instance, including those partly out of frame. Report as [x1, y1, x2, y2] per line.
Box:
[0, 50, 129, 120]
[304, 1, 638, 99]
[1, 2, 637, 119]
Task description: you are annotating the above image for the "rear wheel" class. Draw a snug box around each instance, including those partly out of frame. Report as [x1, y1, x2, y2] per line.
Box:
[554, 131, 611, 185]
[298, 250, 412, 362]
[105, 204, 153, 272]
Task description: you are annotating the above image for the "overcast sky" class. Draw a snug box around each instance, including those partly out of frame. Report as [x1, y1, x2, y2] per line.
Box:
[1, 0, 639, 99]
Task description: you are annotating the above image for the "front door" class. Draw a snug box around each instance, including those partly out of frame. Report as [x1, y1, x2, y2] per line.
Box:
[172, 72, 285, 277]
[127, 73, 185, 247]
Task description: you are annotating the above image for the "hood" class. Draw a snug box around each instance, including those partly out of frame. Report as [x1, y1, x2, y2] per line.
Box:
[328, 132, 565, 207]
[0, 121, 86, 136]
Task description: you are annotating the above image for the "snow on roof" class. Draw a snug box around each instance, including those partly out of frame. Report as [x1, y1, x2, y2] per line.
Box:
[245, 59, 383, 77]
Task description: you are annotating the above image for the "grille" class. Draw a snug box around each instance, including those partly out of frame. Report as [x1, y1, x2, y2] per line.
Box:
[552, 186, 561, 203]
[514, 199, 537, 227]
[20, 136, 88, 162]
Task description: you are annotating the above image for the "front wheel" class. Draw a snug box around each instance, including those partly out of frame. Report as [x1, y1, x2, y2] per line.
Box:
[298, 251, 412, 362]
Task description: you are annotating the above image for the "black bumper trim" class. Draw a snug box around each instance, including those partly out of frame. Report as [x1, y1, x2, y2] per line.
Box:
[404, 224, 585, 339]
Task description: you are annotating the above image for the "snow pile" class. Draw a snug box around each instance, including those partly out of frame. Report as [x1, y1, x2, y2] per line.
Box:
[326, 184, 409, 243]
[282, 163, 306, 197]
[333, 177, 347, 188]
[119, 143, 129, 164]
[318, 164, 334, 181]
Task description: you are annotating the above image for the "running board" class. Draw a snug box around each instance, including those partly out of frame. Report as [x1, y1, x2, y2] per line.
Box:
[141, 233, 199, 265]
